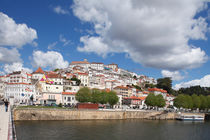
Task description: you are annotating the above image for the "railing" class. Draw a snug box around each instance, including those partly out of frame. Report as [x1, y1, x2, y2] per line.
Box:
[8, 106, 17, 140]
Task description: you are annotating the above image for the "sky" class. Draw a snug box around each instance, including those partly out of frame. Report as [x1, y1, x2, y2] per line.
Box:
[0, 0, 210, 89]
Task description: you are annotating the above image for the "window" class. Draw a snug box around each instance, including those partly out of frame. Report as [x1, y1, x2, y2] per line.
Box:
[56, 87, 58, 89]
[68, 97, 71, 101]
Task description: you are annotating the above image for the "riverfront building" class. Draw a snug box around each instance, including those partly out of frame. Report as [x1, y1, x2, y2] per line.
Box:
[0, 59, 173, 109]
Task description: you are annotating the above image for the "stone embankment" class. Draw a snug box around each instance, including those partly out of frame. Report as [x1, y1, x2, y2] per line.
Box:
[13, 108, 204, 121]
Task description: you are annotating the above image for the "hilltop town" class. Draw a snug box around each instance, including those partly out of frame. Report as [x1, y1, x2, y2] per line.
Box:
[0, 59, 174, 109]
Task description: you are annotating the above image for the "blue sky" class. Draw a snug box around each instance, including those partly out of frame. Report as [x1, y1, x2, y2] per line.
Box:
[0, 0, 210, 89]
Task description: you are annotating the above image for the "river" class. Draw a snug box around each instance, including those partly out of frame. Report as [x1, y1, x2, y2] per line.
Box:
[15, 120, 210, 140]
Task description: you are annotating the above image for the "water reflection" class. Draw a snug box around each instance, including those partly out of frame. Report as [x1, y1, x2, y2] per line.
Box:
[15, 120, 210, 140]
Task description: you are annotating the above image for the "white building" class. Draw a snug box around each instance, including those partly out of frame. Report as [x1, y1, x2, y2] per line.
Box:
[62, 92, 78, 106]
[76, 72, 89, 87]
[0, 81, 5, 98]
[113, 94, 123, 109]
[90, 62, 104, 70]
[5, 83, 35, 104]
[107, 63, 118, 71]
[69, 59, 90, 70]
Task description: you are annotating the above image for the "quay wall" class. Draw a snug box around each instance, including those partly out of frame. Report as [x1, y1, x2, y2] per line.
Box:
[13, 108, 204, 121]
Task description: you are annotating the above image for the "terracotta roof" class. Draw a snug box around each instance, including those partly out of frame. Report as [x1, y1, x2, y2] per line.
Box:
[91, 62, 104, 64]
[114, 86, 129, 90]
[34, 67, 44, 74]
[148, 88, 167, 93]
[108, 63, 118, 65]
[6, 82, 32, 85]
[62, 92, 76, 95]
[124, 96, 142, 100]
[105, 88, 111, 92]
[105, 80, 119, 83]
[47, 73, 62, 78]
[143, 91, 149, 94]
[71, 61, 90, 64]
[77, 72, 88, 76]
[139, 96, 146, 100]
[96, 74, 105, 77]
[26, 73, 32, 76]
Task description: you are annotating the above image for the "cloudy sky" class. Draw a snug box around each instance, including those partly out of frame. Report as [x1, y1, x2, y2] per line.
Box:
[0, 0, 210, 89]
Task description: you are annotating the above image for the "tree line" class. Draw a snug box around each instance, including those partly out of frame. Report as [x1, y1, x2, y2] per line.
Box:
[151, 77, 210, 96]
[174, 94, 210, 110]
[75, 87, 119, 107]
[145, 93, 166, 108]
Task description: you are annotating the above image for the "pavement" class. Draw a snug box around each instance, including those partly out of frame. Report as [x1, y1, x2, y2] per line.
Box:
[0, 105, 9, 140]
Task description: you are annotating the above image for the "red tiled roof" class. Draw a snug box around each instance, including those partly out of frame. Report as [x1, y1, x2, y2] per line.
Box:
[26, 73, 32, 76]
[114, 86, 129, 90]
[91, 62, 104, 64]
[148, 88, 167, 93]
[34, 67, 44, 74]
[139, 96, 146, 100]
[108, 63, 118, 66]
[77, 72, 88, 76]
[124, 96, 142, 100]
[6, 82, 32, 85]
[143, 91, 149, 94]
[47, 73, 62, 78]
[96, 74, 105, 77]
[105, 80, 119, 83]
[71, 61, 90, 64]
[62, 92, 76, 95]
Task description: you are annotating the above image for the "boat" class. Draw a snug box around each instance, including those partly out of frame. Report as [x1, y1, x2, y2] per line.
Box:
[177, 114, 204, 121]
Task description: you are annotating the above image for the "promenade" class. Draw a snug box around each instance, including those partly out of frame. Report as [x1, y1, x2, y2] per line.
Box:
[0, 105, 9, 140]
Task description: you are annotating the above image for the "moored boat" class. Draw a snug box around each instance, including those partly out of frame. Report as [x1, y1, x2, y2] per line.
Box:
[177, 114, 204, 121]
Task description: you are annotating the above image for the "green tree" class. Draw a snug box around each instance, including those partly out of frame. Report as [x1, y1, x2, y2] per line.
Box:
[178, 86, 210, 96]
[107, 91, 119, 108]
[207, 96, 210, 109]
[185, 95, 193, 109]
[54, 68, 59, 72]
[156, 94, 166, 108]
[157, 77, 172, 93]
[71, 77, 81, 86]
[192, 94, 201, 109]
[98, 91, 108, 104]
[174, 94, 187, 108]
[145, 93, 156, 107]
[200, 95, 208, 110]
[91, 89, 101, 104]
[76, 87, 91, 103]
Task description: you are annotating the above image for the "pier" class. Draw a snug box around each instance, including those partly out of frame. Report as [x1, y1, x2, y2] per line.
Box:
[0, 105, 17, 140]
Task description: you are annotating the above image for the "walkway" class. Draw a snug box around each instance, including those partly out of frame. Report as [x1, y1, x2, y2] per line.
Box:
[0, 105, 9, 140]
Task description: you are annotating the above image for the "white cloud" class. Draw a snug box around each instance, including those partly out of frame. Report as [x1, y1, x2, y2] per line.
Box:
[77, 36, 109, 58]
[53, 6, 69, 15]
[174, 75, 210, 90]
[161, 70, 184, 81]
[0, 47, 21, 63]
[59, 34, 71, 46]
[72, 0, 208, 71]
[0, 12, 37, 48]
[32, 50, 69, 69]
[48, 42, 57, 50]
[3, 62, 32, 74]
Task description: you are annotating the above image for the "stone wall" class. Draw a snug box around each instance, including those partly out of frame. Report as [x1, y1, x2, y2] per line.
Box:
[13, 108, 203, 121]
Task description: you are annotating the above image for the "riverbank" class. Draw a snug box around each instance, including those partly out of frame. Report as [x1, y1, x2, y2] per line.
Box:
[13, 108, 205, 121]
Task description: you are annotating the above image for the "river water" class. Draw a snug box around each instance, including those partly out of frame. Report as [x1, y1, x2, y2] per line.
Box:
[15, 120, 210, 140]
